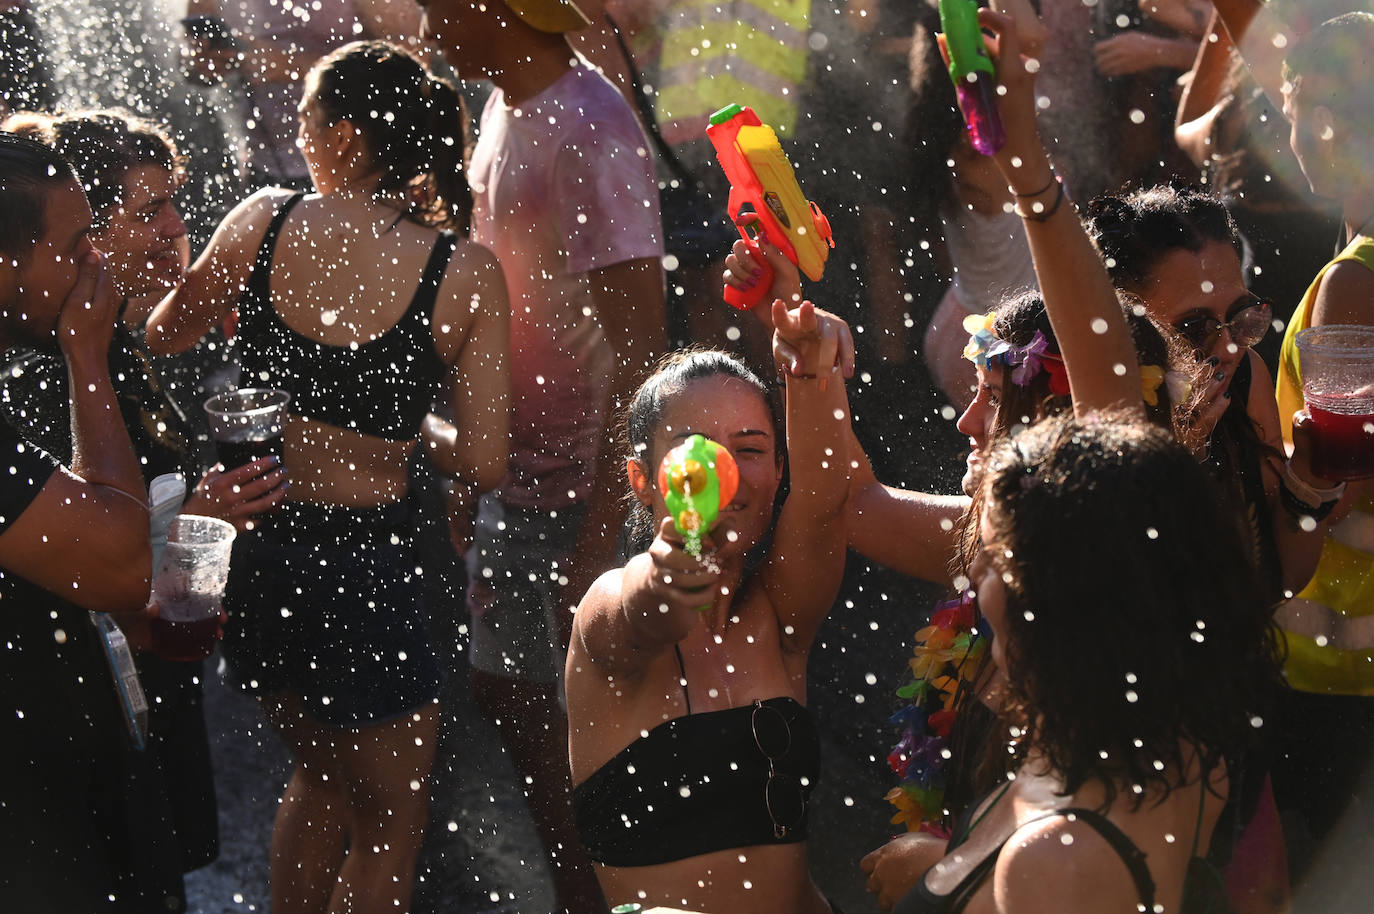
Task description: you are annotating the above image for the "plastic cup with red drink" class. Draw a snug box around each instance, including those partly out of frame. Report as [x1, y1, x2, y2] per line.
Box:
[204, 388, 290, 470]
[1296, 325, 1374, 481]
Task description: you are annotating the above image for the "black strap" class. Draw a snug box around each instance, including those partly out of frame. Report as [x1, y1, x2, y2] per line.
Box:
[1049, 807, 1157, 908]
[249, 191, 306, 288]
[672, 644, 692, 715]
[906, 802, 1157, 914]
[411, 232, 459, 323]
[604, 14, 698, 190]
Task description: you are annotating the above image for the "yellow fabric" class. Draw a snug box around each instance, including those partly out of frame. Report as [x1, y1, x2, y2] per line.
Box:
[1276, 232, 1374, 695]
[654, 0, 811, 138]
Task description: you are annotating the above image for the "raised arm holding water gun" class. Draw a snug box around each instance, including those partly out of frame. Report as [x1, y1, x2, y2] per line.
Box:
[724, 5, 1145, 591]
[965, 7, 1144, 416]
[565, 300, 852, 914]
[708, 103, 834, 312]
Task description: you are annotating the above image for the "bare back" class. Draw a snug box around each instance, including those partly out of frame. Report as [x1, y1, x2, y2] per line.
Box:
[261, 194, 473, 504]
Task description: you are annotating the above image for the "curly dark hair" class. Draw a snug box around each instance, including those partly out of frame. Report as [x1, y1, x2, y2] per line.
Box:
[307, 41, 472, 234]
[620, 348, 782, 557]
[3, 109, 182, 232]
[1084, 185, 1243, 291]
[953, 290, 1202, 573]
[979, 412, 1280, 804]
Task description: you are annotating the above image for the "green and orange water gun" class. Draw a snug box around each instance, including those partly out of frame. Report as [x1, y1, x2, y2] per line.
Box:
[657, 434, 740, 560]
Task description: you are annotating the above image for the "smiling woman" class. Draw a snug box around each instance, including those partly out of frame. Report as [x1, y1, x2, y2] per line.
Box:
[3, 111, 189, 300]
[567, 313, 852, 914]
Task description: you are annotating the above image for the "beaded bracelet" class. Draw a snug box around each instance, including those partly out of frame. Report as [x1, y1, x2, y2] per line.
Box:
[94, 482, 152, 514]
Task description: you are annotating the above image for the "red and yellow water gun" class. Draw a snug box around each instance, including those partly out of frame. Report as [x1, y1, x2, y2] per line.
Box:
[707, 103, 833, 310]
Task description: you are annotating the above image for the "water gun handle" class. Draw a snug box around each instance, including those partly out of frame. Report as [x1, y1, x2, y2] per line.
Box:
[938, 0, 1006, 156]
[723, 234, 776, 311]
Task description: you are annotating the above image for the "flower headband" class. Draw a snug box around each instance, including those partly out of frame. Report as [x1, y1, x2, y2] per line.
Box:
[1139, 364, 1193, 407]
[961, 313, 1009, 368]
[964, 316, 1190, 406]
[962, 316, 1069, 396]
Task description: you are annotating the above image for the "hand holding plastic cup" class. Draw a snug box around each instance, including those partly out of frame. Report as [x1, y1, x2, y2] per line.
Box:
[149, 514, 237, 662]
[204, 388, 290, 471]
[1296, 325, 1374, 481]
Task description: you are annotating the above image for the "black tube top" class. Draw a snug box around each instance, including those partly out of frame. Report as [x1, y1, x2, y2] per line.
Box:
[572, 696, 820, 866]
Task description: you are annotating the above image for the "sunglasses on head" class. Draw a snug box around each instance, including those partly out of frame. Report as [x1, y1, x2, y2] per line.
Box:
[1173, 295, 1272, 352]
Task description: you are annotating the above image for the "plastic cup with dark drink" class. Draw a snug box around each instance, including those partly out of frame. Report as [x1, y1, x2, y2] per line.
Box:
[205, 388, 290, 471]
[149, 515, 237, 662]
[1296, 325, 1374, 481]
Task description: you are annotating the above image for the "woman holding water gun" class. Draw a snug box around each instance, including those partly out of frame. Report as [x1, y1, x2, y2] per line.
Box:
[565, 299, 851, 914]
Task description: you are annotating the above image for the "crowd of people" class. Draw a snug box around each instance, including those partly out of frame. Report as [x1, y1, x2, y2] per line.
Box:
[0, 1, 1371, 913]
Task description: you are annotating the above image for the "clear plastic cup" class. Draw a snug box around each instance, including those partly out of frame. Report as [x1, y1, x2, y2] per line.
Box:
[1296, 325, 1374, 481]
[204, 388, 290, 470]
[149, 514, 237, 662]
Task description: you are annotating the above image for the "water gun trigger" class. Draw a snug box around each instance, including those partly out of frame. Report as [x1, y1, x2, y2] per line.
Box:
[708, 103, 831, 308]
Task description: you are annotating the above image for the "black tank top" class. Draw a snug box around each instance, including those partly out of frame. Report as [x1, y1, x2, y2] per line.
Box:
[236, 193, 454, 441]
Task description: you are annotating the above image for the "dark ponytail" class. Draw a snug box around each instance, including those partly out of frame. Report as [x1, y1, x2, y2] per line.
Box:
[308, 40, 472, 234]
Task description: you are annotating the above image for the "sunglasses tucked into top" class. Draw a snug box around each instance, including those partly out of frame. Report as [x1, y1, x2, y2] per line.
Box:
[1173, 294, 1272, 353]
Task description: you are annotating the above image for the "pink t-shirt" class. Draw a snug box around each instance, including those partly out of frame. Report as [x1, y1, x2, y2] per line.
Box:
[470, 61, 663, 509]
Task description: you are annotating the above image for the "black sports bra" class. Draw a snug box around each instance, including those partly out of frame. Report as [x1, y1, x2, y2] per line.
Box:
[572, 646, 820, 866]
[236, 192, 454, 441]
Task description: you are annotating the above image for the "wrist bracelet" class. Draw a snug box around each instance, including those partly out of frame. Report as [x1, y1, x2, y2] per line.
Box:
[1279, 478, 1340, 524]
[94, 483, 152, 515]
[1015, 179, 1067, 222]
[1282, 460, 1346, 506]
[1012, 171, 1058, 198]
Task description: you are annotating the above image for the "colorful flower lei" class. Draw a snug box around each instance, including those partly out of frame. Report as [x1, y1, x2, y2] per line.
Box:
[885, 591, 986, 838]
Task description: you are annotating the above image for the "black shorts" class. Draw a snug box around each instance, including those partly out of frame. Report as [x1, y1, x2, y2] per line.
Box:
[222, 500, 442, 728]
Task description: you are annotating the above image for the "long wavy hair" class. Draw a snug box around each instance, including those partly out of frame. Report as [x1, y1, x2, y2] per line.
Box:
[952, 289, 1200, 576]
[979, 412, 1280, 804]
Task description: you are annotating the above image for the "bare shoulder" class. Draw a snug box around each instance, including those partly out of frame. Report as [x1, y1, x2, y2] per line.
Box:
[442, 237, 507, 300]
[993, 814, 1146, 913]
[570, 567, 632, 667]
[1314, 258, 1374, 326]
[212, 186, 300, 252]
[429, 238, 509, 360]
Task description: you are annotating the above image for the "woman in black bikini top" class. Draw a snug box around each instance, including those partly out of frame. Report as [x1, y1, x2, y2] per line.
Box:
[566, 319, 853, 914]
[863, 413, 1278, 914]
